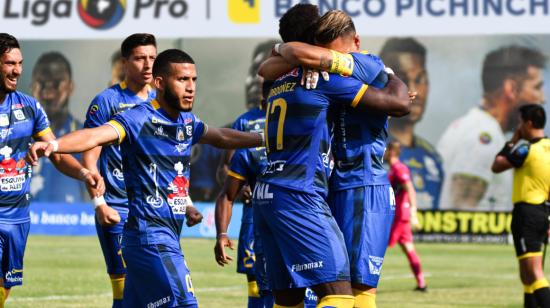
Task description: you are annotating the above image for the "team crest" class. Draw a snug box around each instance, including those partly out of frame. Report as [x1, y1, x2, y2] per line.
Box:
[479, 132, 492, 144]
[368, 255, 384, 275]
[177, 127, 185, 141]
[13, 110, 25, 121]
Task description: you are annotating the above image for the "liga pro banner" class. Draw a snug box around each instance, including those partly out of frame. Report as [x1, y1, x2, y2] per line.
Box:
[415, 210, 513, 243]
[3, 0, 550, 39]
[29, 202, 244, 238]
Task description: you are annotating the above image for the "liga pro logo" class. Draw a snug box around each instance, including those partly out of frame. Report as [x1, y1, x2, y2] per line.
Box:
[228, 0, 260, 24]
[78, 0, 126, 30]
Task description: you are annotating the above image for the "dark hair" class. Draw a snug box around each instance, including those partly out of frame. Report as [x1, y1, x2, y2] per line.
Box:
[0, 33, 19, 55]
[279, 4, 320, 43]
[379, 37, 426, 67]
[33, 51, 72, 78]
[314, 10, 356, 45]
[153, 49, 195, 77]
[519, 104, 546, 129]
[120, 33, 156, 58]
[482, 45, 546, 94]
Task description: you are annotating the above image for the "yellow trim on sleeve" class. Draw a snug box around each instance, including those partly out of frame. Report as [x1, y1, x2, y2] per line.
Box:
[518, 252, 543, 260]
[227, 170, 246, 181]
[360, 50, 369, 54]
[33, 127, 52, 138]
[151, 99, 161, 110]
[531, 278, 550, 291]
[351, 84, 369, 108]
[107, 120, 127, 144]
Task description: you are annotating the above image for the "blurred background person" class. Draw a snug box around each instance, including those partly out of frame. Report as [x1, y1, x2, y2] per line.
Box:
[109, 50, 125, 87]
[385, 141, 427, 292]
[29, 51, 86, 203]
[381, 38, 444, 210]
[438, 45, 546, 210]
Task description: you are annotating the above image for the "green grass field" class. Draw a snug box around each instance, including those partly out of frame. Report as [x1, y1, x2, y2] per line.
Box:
[5, 236, 528, 307]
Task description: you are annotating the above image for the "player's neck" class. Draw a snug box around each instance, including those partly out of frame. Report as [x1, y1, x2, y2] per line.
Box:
[0, 90, 7, 104]
[156, 98, 180, 120]
[482, 97, 508, 131]
[390, 124, 414, 147]
[526, 129, 545, 140]
[125, 79, 150, 100]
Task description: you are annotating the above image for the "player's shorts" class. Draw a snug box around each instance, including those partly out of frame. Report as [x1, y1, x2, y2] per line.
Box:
[511, 202, 549, 258]
[328, 184, 395, 287]
[388, 220, 413, 247]
[0, 222, 29, 288]
[253, 182, 350, 290]
[95, 206, 128, 275]
[237, 222, 256, 275]
[122, 241, 198, 308]
[251, 213, 270, 292]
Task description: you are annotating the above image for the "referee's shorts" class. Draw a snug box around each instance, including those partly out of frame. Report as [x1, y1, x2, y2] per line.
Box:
[511, 202, 549, 259]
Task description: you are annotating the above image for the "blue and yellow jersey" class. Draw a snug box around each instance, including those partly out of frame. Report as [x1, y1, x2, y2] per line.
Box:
[329, 52, 389, 191]
[32, 114, 85, 203]
[228, 107, 267, 224]
[0, 91, 50, 223]
[108, 100, 206, 246]
[397, 135, 444, 209]
[259, 67, 368, 198]
[84, 82, 156, 211]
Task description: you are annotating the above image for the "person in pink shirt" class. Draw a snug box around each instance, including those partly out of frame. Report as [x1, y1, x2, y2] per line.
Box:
[385, 141, 427, 291]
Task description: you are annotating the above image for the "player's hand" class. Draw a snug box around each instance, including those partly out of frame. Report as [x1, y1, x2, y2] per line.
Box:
[242, 185, 252, 206]
[411, 215, 421, 231]
[83, 172, 105, 195]
[185, 206, 203, 227]
[95, 204, 121, 226]
[25, 141, 53, 165]
[214, 234, 234, 266]
[300, 69, 329, 90]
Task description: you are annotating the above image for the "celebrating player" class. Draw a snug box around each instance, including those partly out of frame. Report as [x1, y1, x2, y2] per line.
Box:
[385, 141, 427, 292]
[81, 33, 157, 308]
[0, 33, 103, 306]
[26, 48, 264, 307]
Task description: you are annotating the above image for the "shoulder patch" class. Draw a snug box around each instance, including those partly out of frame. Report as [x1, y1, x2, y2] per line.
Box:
[479, 131, 492, 144]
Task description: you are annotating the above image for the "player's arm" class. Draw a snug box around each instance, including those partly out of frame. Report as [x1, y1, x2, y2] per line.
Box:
[403, 180, 420, 229]
[199, 126, 263, 149]
[353, 73, 411, 117]
[214, 173, 246, 266]
[33, 130, 105, 196]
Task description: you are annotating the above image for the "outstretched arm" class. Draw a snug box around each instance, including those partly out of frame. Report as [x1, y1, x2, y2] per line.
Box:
[214, 175, 245, 266]
[200, 127, 263, 149]
[354, 73, 411, 117]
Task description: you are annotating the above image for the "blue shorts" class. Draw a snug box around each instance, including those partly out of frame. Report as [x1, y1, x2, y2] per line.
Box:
[237, 222, 255, 275]
[0, 222, 29, 288]
[328, 185, 395, 287]
[95, 207, 127, 275]
[253, 183, 350, 290]
[251, 213, 270, 292]
[122, 242, 197, 308]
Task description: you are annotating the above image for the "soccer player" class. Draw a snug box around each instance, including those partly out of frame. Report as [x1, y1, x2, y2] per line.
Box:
[491, 104, 550, 308]
[0, 33, 103, 306]
[81, 33, 157, 308]
[253, 7, 411, 308]
[438, 46, 546, 210]
[214, 79, 272, 307]
[260, 10, 413, 307]
[385, 141, 427, 292]
[380, 38, 444, 210]
[27, 48, 264, 308]
[30, 51, 87, 203]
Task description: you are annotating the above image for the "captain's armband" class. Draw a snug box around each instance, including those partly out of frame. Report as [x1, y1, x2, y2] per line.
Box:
[329, 50, 354, 76]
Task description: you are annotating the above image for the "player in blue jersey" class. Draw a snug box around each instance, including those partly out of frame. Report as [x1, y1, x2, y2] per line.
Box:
[257, 8, 412, 308]
[81, 33, 157, 308]
[27, 49, 264, 308]
[0, 33, 103, 306]
[30, 52, 87, 203]
[381, 38, 444, 210]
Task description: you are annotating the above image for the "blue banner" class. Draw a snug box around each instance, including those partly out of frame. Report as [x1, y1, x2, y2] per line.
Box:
[29, 202, 243, 238]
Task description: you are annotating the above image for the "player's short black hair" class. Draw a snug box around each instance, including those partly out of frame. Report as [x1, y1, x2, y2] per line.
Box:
[482, 45, 547, 94]
[279, 4, 320, 43]
[519, 104, 546, 129]
[0, 33, 19, 55]
[153, 49, 195, 77]
[379, 37, 426, 66]
[120, 33, 156, 58]
[33, 51, 72, 79]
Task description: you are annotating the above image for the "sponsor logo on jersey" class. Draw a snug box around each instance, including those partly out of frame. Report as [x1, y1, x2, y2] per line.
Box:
[177, 126, 185, 141]
[152, 116, 170, 125]
[154, 125, 168, 138]
[0, 128, 13, 139]
[174, 143, 189, 153]
[112, 168, 124, 181]
[252, 182, 273, 200]
[13, 109, 25, 121]
[264, 160, 285, 174]
[147, 295, 171, 308]
[0, 114, 9, 127]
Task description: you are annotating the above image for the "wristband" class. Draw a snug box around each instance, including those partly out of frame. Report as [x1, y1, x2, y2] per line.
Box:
[48, 140, 59, 153]
[93, 196, 106, 209]
[273, 43, 282, 55]
[217, 232, 228, 239]
[78, 168, 90, 181]
[259, 133, 265, 145]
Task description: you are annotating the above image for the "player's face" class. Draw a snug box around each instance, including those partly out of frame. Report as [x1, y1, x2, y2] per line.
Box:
[124, 45, 156, 86]
[163, 63, 197, 112]
[31, 64, 73, 116]
[394, 52, 429, 124]
[0, 48, 23, 94]
[507, 66, 545, 131]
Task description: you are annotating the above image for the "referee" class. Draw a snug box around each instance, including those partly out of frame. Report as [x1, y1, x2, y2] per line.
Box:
[492, 104, 550, 308]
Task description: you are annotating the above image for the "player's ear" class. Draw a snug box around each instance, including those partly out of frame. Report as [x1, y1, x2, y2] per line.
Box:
[502, 78, 518, 100]
[354, 34, 360, 51]
[154, 76, 163, 90]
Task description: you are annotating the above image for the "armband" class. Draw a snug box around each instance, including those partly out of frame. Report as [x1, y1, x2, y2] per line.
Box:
[329, 50, 354, 76]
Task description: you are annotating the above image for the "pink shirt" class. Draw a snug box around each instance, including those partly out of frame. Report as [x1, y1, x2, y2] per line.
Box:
[389, 161, 411, 222]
